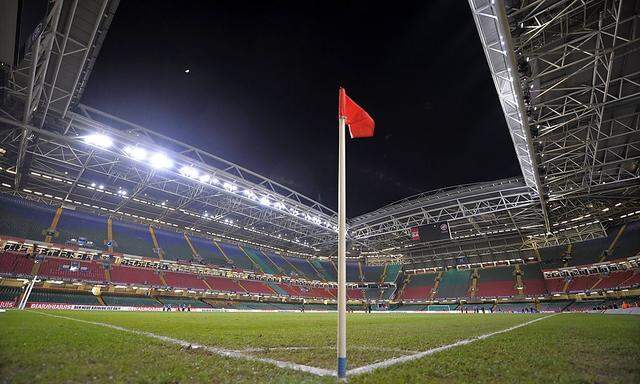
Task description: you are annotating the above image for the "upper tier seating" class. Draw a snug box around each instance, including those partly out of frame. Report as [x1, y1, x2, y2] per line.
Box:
[111, 220, 156, 259]
[384, 264, 402, 283]
[187, 236, 228, 266]
[217, 242, 255, 270]
[570, 237, 609, 266]
[609, 222, 640, 259]
[476, 266, 516, 298]
[109, 265, 163, 286]
[362, 265, 384, 282]
[521, 263, 547, 295]
[286, 257, 321, 280]
[163, 271, 208, 290]
[242, 247, 277, 275]
[157, 297, 211, 308]
[56, 209, 106, 248]
[314, 259, 337, 281]
[346, 262, 362, 282]
[0, 252, 34, 276]
[436, 270, 472, 299]
[38, 257, 105, 282]
[102, 295, 160, 307]
[400, 273, 436, 300]
[28, 289, 100, 305]
[264, 253, 295, 276]
[205, 276, 245, 292]
[154, 229, 193, 261]
[310, 259, 329, 281]
[539, 245, 567, 269]
[0, 195, 55, 241]
[239, 280, 275, 295]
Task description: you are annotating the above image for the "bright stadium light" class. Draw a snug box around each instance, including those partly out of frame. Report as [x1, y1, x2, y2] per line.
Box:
[179, 165, 199, 178]
[123, 146, 148, 161]
[149, 152, 173, 169]
[84, 134, 113, 148]
[198, 174, 211, 183]
[259, 196, 271, 206]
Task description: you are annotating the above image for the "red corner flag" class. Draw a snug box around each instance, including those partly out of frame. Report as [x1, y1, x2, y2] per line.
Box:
[338, 88, 375, 138]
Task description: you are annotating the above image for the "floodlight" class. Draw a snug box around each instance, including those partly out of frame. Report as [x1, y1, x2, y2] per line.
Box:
[259, 196, 271, 206]
[198, 174, 211, 183]
[223, 182, 237, 191]
[179, 165, 199, 178]
[149, 152, 173, 169]
[84, 134, 113, 148]
[123, 146, 147, 161]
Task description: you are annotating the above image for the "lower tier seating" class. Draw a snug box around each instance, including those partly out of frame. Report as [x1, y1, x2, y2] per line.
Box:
[157, 297, 211, 308]
[28, 289, 100, 305]
[102, 295, 161, 307]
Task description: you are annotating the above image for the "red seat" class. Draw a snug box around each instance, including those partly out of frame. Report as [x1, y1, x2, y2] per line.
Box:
[110, 265, 163, 286]
[164, 271, 208, 290]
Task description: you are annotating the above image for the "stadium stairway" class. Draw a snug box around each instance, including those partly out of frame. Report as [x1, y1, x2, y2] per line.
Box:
[260, 251, 286, 275]
[306, 259, 326, 281]
[216, 242, 256, 271]
[148, 226, 163, 260]
[469, 269, 479, 298]
[240, 246, 272, 274]
[382, 264, 401, 284]
[514, 265, 524, 295]
[310, 259, 329, 281]
[430, 271, 443, 300]
[267, 281, 289, 296]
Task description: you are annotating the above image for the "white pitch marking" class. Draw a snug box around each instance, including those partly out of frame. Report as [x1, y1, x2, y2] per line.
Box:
[31, 311, 335, 377]
[347, 313, 559, 376]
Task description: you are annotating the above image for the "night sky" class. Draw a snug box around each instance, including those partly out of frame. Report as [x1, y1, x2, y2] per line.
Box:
[82, 0, 520, 217]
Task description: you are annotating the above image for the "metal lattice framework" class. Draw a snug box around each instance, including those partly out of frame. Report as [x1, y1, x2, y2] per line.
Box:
[1, 0, 639, 265]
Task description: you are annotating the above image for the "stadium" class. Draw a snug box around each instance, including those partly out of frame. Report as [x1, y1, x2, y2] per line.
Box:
[0, 0, 639, 383]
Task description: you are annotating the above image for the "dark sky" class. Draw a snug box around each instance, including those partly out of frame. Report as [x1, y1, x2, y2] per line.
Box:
[82, 0, 520, 217]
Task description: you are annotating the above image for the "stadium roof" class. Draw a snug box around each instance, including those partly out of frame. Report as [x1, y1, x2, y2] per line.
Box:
[0, 0, 638, 264]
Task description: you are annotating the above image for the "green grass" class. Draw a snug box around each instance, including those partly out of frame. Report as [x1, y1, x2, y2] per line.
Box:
[0, 310, 638, 383]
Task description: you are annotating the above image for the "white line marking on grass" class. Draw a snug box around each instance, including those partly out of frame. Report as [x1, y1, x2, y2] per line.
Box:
[30, 311, 335, 377]
[347, 314, 559, 376]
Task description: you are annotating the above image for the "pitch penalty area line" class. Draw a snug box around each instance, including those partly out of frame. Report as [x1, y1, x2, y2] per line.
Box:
[347, 313, 559, 376]
[29, 311, 335, 377]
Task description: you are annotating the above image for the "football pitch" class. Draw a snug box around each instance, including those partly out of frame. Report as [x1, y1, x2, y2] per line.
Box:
[1, 311, 638, 383]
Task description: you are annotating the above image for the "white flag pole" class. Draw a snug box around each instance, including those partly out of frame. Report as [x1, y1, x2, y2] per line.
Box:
[337, 114, 347, 379]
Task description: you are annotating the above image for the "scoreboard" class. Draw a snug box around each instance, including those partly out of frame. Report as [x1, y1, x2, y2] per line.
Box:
[410, 221, 451, 242]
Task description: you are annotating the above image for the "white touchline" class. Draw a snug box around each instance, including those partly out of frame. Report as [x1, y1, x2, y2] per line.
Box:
[347, 314, 559, 376]
[29, 311, 558, 378]
[30, 311, 336, 377]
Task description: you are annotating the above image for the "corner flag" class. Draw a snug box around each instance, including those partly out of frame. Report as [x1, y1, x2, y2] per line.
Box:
[338, 87, 375, 138]
[336, 88, 374, 379]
